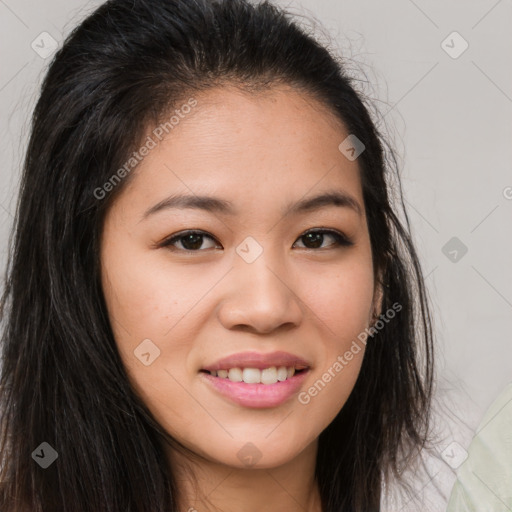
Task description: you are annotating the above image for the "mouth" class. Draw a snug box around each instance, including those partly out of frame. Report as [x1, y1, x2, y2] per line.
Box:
[199, 350, 311, 408]
[199, 365, 310, 408]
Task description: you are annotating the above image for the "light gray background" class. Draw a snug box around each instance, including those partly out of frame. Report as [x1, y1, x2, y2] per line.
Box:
[1, 0, 511, 510]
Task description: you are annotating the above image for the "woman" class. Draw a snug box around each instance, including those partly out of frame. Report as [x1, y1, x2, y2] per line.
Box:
[0, 0, 435, 510]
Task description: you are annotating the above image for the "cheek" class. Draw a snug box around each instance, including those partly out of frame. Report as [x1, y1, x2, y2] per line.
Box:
[101, 243, 213, 343]
[100, 239, 199, 393]
[297, 254, 375, 343]
[100, 250, 203, 437]
[290, 256, 374, 426]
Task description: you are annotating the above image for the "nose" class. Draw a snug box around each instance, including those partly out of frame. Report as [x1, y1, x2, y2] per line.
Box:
[216, 250, 303, 335]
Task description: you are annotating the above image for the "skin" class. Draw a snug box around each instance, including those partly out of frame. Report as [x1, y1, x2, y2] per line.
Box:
[100, 84, 383, 512]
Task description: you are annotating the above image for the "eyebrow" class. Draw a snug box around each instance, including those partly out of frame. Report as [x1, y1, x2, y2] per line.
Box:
[141, 190, 363, 220]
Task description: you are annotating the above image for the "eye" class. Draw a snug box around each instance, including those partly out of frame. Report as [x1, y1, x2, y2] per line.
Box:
[159, 228, 353, 253]
[293, 228, 354, 250]
[160, 230, 220, 252]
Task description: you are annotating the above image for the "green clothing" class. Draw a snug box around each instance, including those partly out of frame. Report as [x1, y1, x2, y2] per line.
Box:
[447, 382, 512, 511]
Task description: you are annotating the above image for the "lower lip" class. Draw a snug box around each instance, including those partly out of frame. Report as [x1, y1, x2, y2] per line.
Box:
[199, 370, 309, 408]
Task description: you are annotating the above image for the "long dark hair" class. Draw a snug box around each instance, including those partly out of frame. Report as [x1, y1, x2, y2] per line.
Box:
[0, 0, 435, 510]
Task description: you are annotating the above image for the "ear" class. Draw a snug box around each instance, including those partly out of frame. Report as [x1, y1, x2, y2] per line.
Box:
[369, 269, 385, 326]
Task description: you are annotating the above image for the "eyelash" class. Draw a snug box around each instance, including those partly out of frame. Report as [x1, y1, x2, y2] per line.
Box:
[159, 228, 354, 253]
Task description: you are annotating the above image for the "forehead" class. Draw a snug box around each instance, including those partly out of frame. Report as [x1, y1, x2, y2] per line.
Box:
[116, 85, 364, 220]
[159, 84, 349, 158]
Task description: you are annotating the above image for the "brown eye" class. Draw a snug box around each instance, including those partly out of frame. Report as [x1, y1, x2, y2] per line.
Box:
[294, 229, 354, 250]
[160, 230, 220, 251]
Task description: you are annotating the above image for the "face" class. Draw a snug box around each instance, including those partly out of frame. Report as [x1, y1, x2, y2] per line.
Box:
[100, 85, 382, 470]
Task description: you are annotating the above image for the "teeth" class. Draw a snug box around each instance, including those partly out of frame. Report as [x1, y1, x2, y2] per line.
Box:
[243, 368, 261, 384]
[208, 366, 298, 384]
[277, 366, 288, 381]
[261, 367, 277, 385]
[228, 368, 243, 382]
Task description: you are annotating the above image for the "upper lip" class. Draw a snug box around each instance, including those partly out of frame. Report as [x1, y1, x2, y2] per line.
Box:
[201, 351, 311, 372]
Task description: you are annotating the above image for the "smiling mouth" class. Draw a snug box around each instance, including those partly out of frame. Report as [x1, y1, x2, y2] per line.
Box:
[199, 366, 307, 385]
